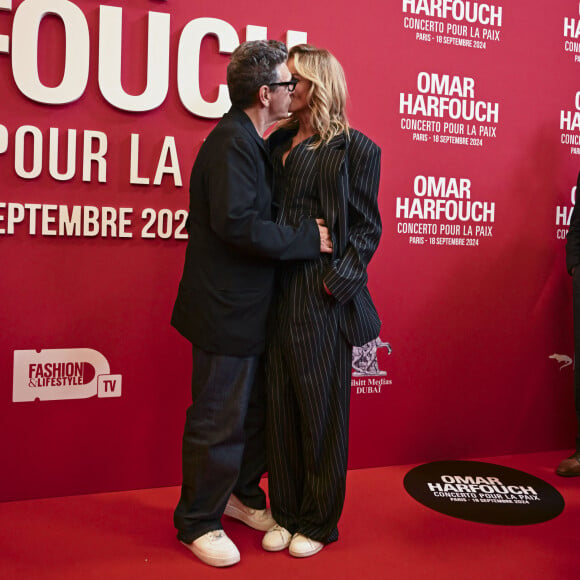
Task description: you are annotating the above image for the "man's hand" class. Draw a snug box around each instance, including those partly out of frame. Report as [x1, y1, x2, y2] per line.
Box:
[316, 218, 333, 254]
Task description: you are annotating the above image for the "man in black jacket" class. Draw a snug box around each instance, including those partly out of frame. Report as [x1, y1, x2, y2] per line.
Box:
[558, 171, 580, 477]
[171, 40, 332, 567]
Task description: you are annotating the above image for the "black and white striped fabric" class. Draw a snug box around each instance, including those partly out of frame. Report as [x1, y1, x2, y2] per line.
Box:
[266, 128, 381, 544]
[265, 131, 372, 544]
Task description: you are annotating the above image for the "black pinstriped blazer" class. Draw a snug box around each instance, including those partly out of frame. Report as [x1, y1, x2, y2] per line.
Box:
[319, 129, 382, 346]
[270, 127, 382, 346]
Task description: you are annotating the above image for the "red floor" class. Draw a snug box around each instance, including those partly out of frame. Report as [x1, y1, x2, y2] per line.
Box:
[1, 450, 579, 579]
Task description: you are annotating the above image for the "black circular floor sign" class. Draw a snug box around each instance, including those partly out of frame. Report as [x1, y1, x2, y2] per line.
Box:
[404, 460, 564, 525]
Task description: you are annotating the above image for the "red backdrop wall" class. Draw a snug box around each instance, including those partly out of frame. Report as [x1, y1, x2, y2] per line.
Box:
[1, 0, 578, 501]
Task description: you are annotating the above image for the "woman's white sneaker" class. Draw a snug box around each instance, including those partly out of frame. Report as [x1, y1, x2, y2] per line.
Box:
[262, 524, 292, 551]
[181, 530, 240, 567]
[289, 534, 324, 558]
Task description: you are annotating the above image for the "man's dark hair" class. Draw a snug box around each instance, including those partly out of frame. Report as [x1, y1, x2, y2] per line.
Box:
[227, 40, 288, 109]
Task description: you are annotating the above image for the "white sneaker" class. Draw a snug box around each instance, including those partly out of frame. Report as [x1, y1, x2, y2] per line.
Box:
[262, 524, 293, 551]
[289, 533, 324, 558]
[224, 494, 275, 531]
[181, 530, 240, 567]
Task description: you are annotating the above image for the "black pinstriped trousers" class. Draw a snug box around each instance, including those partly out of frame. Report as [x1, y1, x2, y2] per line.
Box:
[266, 260, 352, 544]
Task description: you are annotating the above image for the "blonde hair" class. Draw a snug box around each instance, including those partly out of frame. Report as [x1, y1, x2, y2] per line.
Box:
[281, 44, 349, 148]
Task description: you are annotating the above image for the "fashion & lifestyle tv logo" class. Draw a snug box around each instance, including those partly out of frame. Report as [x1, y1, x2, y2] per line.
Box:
[13, 348, 122, 402]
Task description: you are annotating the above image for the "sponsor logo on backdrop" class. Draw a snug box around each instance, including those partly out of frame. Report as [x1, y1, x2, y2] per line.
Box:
[402, 0, 503, 50]
[555, 182, 575, 240]
[404, 460, 565, 525]
[549, 353, 573, 370]
[351, 337, 392, 394]
[13, 348, 122, 402]
[400, 72, 499, 146]
[396, 174, 495, 247]
[563, 4, 580, 64]
[560, 91, 580, 156]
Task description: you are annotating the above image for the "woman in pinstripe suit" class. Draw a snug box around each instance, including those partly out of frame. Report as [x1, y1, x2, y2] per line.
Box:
[262, 45, 382, 558]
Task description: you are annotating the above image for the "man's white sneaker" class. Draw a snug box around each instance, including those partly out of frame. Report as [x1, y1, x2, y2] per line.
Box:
[180, 530, 240, 567]
[224, 494, 275, 531]
[262, 524, 292, 551]
[289, 533, 324, 558]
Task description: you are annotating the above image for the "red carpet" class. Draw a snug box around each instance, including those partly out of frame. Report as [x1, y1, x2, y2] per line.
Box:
[1, 450, 579, 579]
